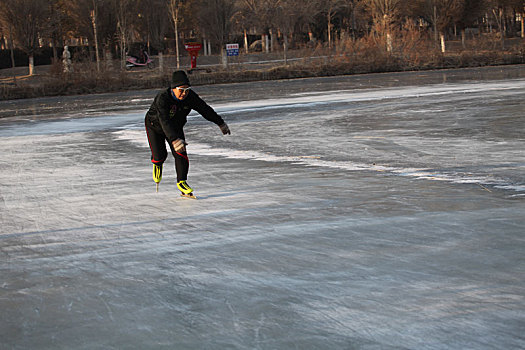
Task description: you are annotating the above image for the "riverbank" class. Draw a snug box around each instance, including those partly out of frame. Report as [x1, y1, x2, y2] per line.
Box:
[1, 40, 524, 100]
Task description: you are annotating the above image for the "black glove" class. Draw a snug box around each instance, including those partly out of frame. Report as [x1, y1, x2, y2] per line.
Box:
[219, 123, 231, 135]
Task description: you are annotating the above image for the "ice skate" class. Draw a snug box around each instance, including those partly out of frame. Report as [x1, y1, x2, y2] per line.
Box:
[153, 164, 162, 192]
[177, 180, 197, 199]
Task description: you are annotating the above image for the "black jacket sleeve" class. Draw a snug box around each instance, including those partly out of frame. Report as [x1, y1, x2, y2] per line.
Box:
[189, 91, 225, 126]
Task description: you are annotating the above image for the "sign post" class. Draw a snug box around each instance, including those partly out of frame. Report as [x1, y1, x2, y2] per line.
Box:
[224, 43, 239, 67]
[184, 42, 202, 69]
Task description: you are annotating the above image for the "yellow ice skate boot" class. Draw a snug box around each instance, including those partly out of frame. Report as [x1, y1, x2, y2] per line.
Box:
[153, 164, 162, 192]
[177, 180, 196, 199]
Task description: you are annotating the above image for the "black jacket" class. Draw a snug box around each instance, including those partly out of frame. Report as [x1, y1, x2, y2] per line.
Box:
[145, 88, 225, 143]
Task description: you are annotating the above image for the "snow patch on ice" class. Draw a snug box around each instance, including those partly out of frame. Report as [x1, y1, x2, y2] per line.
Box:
[114, 129, 524, 193]
[208, 79, 525, 114]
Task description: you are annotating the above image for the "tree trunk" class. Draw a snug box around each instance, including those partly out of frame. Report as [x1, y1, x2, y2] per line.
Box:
[244, 29, 249, 54]
[221, 47, 227, 68]
[52, 40, 57, 61]
[9, 33, 16, 85]
[169, 1, 181, 69]
[270, 28, 275, 52]
[386, 33, 393, 52]
[28, 55, 34, 76]
[91, 6, 100, 72]
[351, 10, 357, 40]
[283, 32, 289, 64]
[175, 12, 180, 69]
[440, 33, 446, 53]
[121, 31, 126, 70]
[262, 34, 269, 53]
[494, 8, 505, 49]
[327, 13, 332, 49]
[433, 6, 438, 44]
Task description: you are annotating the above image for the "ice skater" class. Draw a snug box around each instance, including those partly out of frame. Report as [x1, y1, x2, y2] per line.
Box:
[145, 70, 230, 197]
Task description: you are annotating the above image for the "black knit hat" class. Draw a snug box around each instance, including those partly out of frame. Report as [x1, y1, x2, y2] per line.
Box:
[171, 70, 190, 88]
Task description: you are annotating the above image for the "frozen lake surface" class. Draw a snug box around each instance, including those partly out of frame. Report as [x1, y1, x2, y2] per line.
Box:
[1, 66, 524, 349]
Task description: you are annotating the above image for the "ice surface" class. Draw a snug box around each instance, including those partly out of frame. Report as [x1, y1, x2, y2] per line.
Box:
[1, 66, 524, 349]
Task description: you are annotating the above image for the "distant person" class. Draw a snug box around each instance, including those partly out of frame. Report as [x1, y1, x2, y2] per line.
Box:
[62, 46, 71, 72]
[145, 70, 230, 197]
[139, 46, 147, 63]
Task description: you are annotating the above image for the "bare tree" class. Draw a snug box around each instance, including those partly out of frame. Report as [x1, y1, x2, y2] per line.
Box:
[364, 0, 405, 51]
[239, 0, 281, 52]
[197, 0, 237, 57]
[341, 0, 368, 40]
[456, 0, 486, 48]
[271, 0, 316, 60]
[0, 0, 50, 75]
[316, 0, 348, 48]
[238, 0, 264, 51]
[168, 0, 184, 68]
[131, 0, 169, 70]
[413, 0, 465, 51]
[272, 0, 295, 61]
[137, 0, 170, 53]
[60, 0, 116, 69]
[90, 0, 101, 71]
[48, 0, 65, 60]
[113, 0, 136, 69]
[0, 18, 17, 82]
[486, 0, 524, 48]
[167, 0, 196, 68]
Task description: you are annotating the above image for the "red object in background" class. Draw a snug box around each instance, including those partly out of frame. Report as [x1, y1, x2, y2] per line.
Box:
[184, 43, 202, 69]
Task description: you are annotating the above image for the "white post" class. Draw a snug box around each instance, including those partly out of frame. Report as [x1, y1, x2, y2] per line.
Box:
[159, 52, 164, 73]
[222, 47, 227, 68]
[244, 29, 249, 54]
[386, 33, 393, 52]
[440, 33, 446, 53]
[28, 55, 34, 76]
[270, 28, 275, 52]
[522, 11, 524, 38]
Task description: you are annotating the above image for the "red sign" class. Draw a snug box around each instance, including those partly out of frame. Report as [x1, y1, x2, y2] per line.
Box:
[184, 43, 202, 69]
[184, 43, 202, 52]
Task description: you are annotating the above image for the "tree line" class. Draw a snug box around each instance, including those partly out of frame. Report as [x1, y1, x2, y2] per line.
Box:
[0, 0, 524, 75]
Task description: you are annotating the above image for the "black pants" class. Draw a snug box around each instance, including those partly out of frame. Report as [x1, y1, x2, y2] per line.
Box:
[145, 119, 189, 182]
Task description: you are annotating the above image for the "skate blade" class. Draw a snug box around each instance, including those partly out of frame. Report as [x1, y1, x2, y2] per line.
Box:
[180, 193, 197, 200]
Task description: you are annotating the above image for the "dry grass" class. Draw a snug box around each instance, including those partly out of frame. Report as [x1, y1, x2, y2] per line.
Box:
[1, 34, 524, 100]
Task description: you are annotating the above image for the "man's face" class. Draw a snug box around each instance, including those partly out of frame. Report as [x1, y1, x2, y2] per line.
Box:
[173, 85, 190, 100]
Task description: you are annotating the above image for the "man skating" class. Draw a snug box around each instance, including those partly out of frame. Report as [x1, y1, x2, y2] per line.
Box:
[145, 70, 230, 197]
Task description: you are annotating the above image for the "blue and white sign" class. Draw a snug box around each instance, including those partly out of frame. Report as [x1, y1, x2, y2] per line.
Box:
[226, 43, 239, 56]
